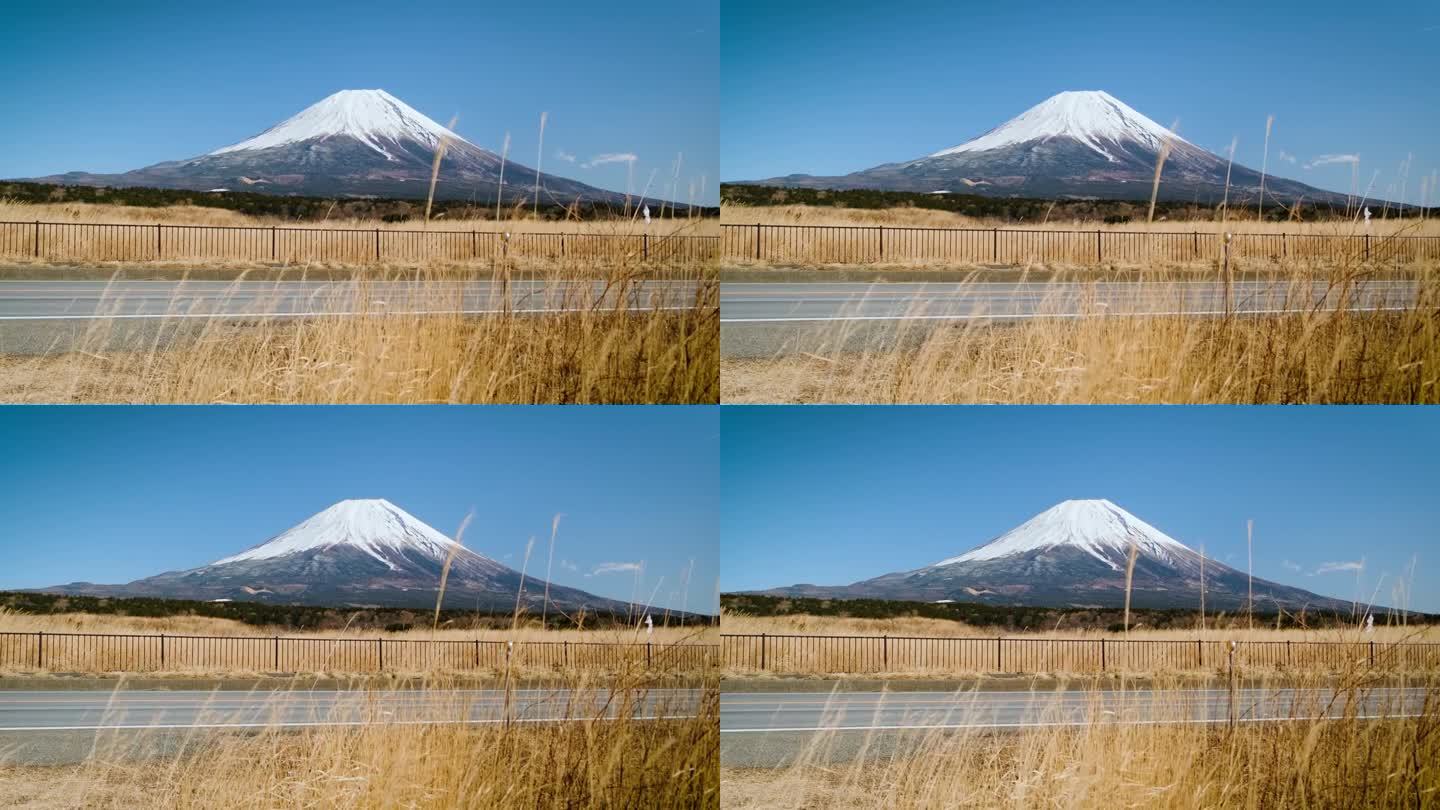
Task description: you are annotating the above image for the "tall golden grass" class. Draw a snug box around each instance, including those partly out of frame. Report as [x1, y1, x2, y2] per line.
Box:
[722, 673, 1437, 809]
[721, 262, 1439, 405]
[0, 670, 719, 808]
[1, 264, 719, 404]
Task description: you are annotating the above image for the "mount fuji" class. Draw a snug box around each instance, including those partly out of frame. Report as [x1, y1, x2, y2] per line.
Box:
[743, 90, 1351, 206]
[755, 499, 1354, 612]
[36, 499, 633, 613]
[23, 89, 630, 205]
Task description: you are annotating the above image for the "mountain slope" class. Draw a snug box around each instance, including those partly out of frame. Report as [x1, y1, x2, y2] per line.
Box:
[741, 90, 1351, 206]
[756, 499, 1355, 612]
[36, 499, 631, 613]
[22, 89, 629, 205]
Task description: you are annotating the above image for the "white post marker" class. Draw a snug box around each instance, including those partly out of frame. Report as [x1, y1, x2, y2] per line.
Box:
[643, 205, 651, 225]
[1365, 614, 1374, 634]
[644, 614, 654, 636]
[1364, 207, 1372, 230]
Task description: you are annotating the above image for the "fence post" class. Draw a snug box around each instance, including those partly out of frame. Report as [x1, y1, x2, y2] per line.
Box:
[474, 639, 480, 668]
[160, 633, 166, 669]
[36, 631, 43, 669]
[992, 228, 998, 262]
[1370, 640, 1375, 667]
[1096, 229, 1102, 263]
[156, 224, 162, 259]
[1198, 639, 1203, 668]
[271, 227, 277, 261]
[1365, 234, 1371, 261]
[1193, 231, 1199, 258]
[754, 224, 761, 260]
[883, 635, 888, 669]
[760, 633, 767, 670]
[996, 637, 1002, 672]
[647, 642, 652, 668]
[878, 226, 884, 261]
[564, 640, 569, 668]
[1100, 638, 1105, 671]
[471, 230, 477, 259]
[643, 233, 649, 261]
[274, 636, 279, 671]
[378, 638, 384, 671]
[374, 229, 381, 262]
[33, 220, 40, 258]
[1283, 232, 1287, 258]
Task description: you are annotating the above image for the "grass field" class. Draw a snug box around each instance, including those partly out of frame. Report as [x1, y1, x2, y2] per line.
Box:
[719, 612, 1440, 677]
[723, 202, 1440, 236]
[0, 265, 718, 404]
[721, 262, 1439, 404]
[0, 672, 720, 809]
[721, 674, 1437, 809]
[4, 199, 720, 235]
[0, 610, 717, 678]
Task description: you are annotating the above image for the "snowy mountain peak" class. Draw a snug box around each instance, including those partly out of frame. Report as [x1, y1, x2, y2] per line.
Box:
[928, 90, 1188, 162]
[931, 499, 1192, 571]
[209, 89, 471, 160]
[213, 498, 470, 570]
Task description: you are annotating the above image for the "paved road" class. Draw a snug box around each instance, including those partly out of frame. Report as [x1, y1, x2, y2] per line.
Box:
[0, 688, 702, 764]
[720, 280, 1422, 357]
[0, 279, 701, 320]
[0, 279, 705, 354]
[721, 687, 1430, 767]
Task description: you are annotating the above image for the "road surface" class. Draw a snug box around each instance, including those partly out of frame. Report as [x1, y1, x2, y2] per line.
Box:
[0, 687, 702, 764]
[0, 279, 706, 354]
[720, 280, 1422, 357]
[0, 279, 701, 320]
[720, 686, 1430, 767]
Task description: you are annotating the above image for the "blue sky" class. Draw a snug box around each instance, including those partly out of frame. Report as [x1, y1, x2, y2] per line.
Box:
[723, 1, 1438, 205]
[0, 0, 718, 204]
[0, 407, 719, 615]
[723, 408, 1440, 613]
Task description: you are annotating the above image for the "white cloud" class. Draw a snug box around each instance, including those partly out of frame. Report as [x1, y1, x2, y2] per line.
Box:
[1282, 559, 1302, 573]
[591, 561, 642, 575]
[560, 558, 578, 572]
[1315, 560, 1364, 574]
[555, 149, 576, 163]
[581, 152, 638, 169]
[1277, 150, 1297, 164]
[1304, 154, 1360, 170]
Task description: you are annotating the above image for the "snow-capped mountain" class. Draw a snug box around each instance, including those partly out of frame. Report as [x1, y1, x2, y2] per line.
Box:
[756, 499, 1353, 612]
[743, 90, 1350, 205]
[37, 499, 630, 612]
[23, 89, 628, 205]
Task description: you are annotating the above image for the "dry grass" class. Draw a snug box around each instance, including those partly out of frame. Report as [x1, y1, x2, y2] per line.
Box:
[0, 265, 719, 404]
[3, 199, 720, 236]
[0, 609, 716, 678]
[0, 672, 719, 809]
[721, 675, 1438, 809]
[724, 202, 1440, 236]
[719, 611, 1440, 645]
[719, 612, 1440, 677]
[721, 263, 1440, 404]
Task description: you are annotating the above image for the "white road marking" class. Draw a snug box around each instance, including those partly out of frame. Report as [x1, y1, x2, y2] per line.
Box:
[719, 305, 1417, 324]
[719, 712, 1424, 734]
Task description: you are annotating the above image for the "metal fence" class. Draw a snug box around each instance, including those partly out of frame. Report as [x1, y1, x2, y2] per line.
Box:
[0, 220, 720, 265]
[721, 223, 1440, 266]
[0, 631, 719, 675]
[721, 633, 1440, 675]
